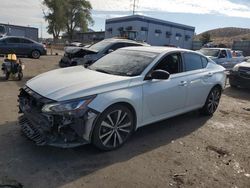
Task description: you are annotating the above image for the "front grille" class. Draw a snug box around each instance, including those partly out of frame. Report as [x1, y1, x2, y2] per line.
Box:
[239, 67, 250, 72]
[19, 116, 46, 145]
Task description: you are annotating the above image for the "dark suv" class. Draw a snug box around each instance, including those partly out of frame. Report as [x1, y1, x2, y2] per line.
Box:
[0, 36, 47, 59]
[59, 38, 149, 67]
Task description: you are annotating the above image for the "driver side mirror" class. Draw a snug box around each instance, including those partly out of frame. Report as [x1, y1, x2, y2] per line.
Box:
[108, 49, 114, 54]
[150, 70, 170, 80]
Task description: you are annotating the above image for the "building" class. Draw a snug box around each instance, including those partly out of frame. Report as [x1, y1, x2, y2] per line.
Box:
[72, 31, 105, 44]
[0, 23, 38, 41]
[232, 41, 250, 56]
[105, 15, 195, 49]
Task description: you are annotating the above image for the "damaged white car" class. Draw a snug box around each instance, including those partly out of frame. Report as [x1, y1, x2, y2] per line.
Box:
[18, 47, 226, 150]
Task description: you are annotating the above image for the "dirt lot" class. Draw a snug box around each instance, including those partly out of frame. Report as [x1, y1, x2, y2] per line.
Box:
[0, 55, 249, 188]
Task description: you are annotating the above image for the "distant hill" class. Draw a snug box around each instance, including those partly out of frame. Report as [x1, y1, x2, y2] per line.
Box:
[194, 27, 250, 46]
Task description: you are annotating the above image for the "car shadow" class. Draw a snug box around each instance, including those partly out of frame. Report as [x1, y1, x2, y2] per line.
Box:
[223, 86, 250, 101]
[0, 76, 33, 88]
[0, 111, 210, 188]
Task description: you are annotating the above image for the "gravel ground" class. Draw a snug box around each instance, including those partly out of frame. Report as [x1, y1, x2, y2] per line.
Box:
[0, 55, 249, 188]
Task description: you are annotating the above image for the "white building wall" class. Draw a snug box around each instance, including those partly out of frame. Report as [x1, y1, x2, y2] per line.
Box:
[105, 17, 195, 49]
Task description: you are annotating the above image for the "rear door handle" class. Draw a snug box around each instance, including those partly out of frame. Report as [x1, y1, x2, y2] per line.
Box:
[178, 81, 187, 86]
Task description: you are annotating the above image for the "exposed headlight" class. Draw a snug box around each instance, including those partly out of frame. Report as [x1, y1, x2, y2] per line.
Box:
[232, 64, 240, 72]
[42, 95, 96, 113]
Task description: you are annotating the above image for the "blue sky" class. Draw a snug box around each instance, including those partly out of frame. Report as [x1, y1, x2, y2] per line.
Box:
[1, 0, 250, 37]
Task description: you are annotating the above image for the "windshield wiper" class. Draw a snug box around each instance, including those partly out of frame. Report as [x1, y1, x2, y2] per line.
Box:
[94, 69, 112, 74]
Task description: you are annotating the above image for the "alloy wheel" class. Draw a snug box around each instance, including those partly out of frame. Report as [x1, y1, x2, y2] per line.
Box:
[207, 88, 221, 114]
[98, 109, 133, 148]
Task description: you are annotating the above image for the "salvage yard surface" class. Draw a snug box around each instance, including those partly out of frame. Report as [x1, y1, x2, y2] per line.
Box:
[0, 55, 249, 188]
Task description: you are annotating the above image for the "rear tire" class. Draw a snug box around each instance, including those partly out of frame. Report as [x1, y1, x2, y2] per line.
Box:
[5, 72, 10, 80]
[92, 104, 135, 151]
[31, 50, 41, 59]
[18, 72, 23, 81]
[201, 86, 222, 116]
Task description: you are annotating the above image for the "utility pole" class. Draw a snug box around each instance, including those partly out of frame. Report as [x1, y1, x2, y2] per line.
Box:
[40, 22, 43, 39]
[133, 0, 136, 15]
[132, 0, 139, 15]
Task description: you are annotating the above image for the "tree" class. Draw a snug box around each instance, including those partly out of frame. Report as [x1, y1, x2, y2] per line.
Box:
[42, 0, 66, 40]
[64, 0, 93, 41]
[200, 32, 211, 45]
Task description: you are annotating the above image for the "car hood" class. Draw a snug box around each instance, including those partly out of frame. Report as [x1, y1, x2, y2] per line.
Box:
[26, 66, 133, 101]
[238, 61, 250, 68]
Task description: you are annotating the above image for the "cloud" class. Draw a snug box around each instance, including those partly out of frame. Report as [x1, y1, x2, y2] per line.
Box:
[90, 0, 250, 18]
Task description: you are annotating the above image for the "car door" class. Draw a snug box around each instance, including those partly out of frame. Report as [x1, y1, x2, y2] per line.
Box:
[19, 38, 34, 55]
[5, 37, 20, 54]
[182, 52, 213, 108]
[142, 52, 188, 123]
[0, 38, 8, 54]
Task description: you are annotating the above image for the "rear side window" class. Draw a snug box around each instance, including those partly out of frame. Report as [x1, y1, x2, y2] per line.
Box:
[109, 43, 125, 51]
[123, 43, 142, 47]
[183, 53, 203, 71]
[201, 57, 208, 68]
[20, 38, 33, 44]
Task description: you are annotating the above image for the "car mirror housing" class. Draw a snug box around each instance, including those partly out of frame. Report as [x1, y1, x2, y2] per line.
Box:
[151, 70, 170, 80]
[108, 49, 114, 54]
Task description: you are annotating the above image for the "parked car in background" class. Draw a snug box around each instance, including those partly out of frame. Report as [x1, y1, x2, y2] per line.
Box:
[66, 42, 84, 47]
[19, 47, 226, 150]
[59, 38, 149, 67]
[0, 36, 47, 59]
[198, 48, 245, 70]
[229, 59, 250, 88]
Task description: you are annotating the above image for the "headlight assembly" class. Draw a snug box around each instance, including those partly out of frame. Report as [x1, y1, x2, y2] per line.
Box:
[42, 95, 96, 113]
[232, 64, 240, 72]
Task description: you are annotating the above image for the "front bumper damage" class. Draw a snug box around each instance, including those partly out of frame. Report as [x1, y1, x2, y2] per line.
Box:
[18, 86, 99, 148]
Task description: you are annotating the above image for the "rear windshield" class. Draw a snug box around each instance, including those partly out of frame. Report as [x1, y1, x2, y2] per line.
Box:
[89, 49, 159, 76]
[199, 49, 220, 57]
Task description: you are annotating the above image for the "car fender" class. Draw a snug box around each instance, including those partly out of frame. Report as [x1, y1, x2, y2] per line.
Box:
[88, 86, 143, 128]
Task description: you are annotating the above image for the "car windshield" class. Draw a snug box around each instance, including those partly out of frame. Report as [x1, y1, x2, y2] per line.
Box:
[88, 40, 112, 52]
[88, 49, 159, 76]
[199, 49, 220, 57]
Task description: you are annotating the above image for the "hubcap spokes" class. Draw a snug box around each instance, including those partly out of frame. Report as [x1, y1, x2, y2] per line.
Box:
[99, 110, 132, 148]
[208, 90, 220, 113]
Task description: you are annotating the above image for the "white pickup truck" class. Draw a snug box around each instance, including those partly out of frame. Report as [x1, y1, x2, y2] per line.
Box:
[198, 48, 245, 70]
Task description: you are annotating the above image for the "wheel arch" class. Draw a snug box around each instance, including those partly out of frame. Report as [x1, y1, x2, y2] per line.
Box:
[89, 101, 138, 142]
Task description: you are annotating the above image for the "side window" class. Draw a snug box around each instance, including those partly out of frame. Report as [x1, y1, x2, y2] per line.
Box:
[20, 38, 33, 44]
[154, 53, 182, 74]
[123, 43, 141, 47]
[201, 57, 208, 68]
[183, 53, 203, 71]
[6, 38, 20, 44]
[219, 50, 227, 58]
[109, 43, 125, 51]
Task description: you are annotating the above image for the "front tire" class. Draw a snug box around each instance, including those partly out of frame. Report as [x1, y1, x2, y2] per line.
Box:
[31, 50, 41, 59]
[201, 86, 222, 116]
[92, 104, 135, 151]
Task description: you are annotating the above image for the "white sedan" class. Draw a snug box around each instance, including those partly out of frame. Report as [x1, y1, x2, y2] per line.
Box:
[18, 47, 226, 150]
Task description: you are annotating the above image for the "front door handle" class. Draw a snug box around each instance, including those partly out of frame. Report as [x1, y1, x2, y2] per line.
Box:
[206, 72, 213, 77]
[178, 81, 187, 86]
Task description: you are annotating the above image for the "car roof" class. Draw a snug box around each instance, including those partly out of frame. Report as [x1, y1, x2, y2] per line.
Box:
[103, 38, 149, 46]
[120, 46, 195, 54]
[202, 48, 230, 50]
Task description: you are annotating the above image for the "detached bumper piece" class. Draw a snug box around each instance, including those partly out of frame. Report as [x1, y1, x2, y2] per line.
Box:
[18, 86, 98, 148]
[19, 116, 46, 145]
